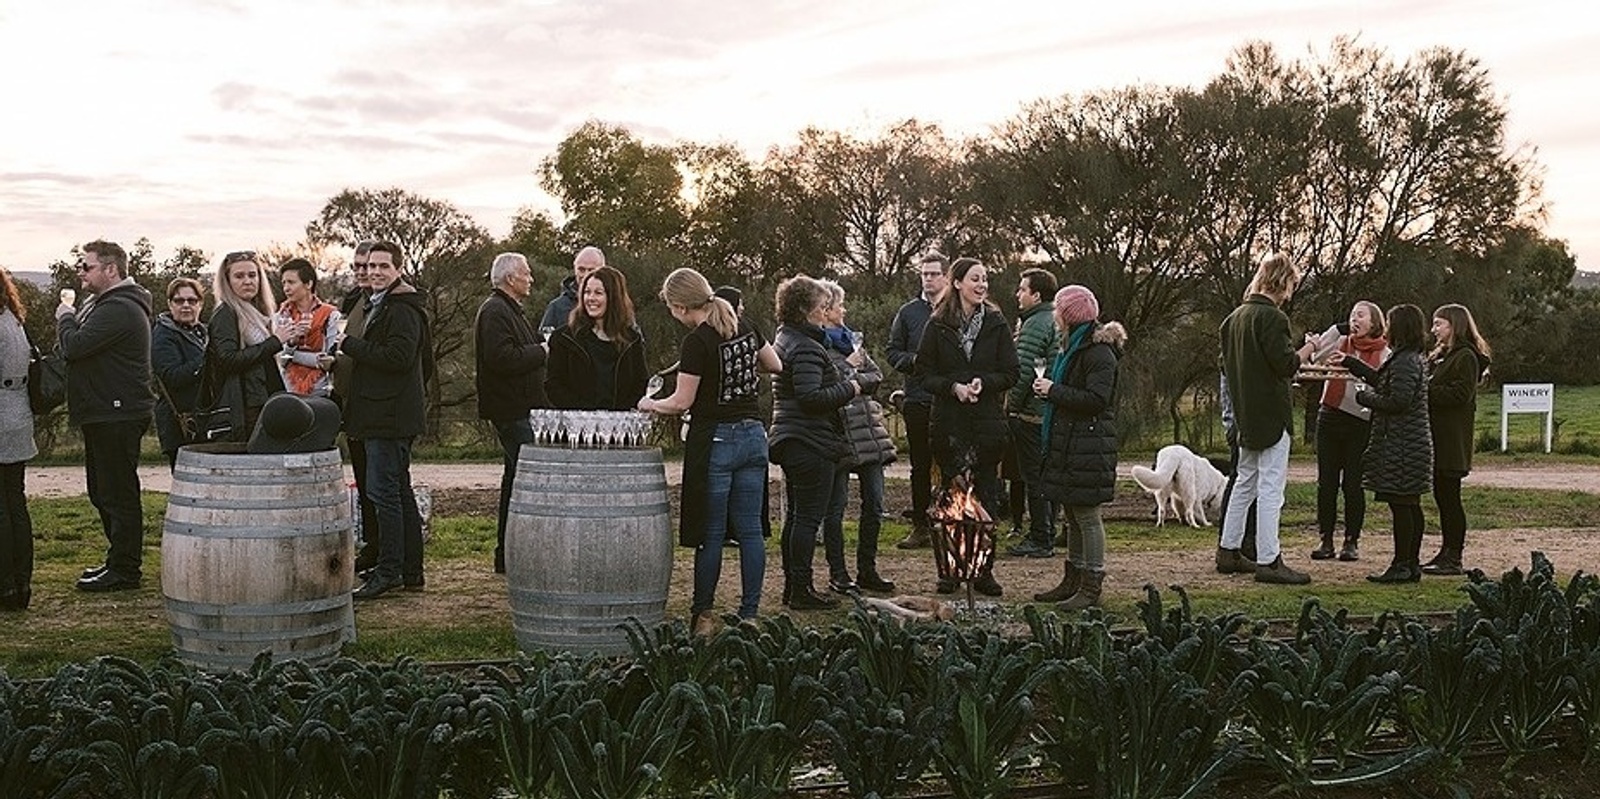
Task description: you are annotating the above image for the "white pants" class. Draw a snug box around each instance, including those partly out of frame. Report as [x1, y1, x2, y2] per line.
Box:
[1220, 430, 1291, 565]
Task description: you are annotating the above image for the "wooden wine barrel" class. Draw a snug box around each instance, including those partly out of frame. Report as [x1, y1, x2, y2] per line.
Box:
[161, 443, 355, 671]
[507, 446, 673, 656]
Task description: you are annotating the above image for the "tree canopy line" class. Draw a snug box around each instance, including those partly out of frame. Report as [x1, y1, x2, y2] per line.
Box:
[15, 38, 1600, 452]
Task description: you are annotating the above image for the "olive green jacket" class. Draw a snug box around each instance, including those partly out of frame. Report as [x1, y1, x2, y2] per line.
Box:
[1220, 294, 1301, 450]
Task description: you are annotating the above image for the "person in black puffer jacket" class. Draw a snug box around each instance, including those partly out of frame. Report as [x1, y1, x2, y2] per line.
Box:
[770, 275, 870, 611]
[1343, 304, 1434, 584]
[816, 279, 898, 595]
[915, 257, 1017, 597]
[1031, 286, 1125, 612]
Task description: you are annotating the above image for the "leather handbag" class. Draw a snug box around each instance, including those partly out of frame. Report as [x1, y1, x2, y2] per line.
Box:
[28, 345, 67, 415]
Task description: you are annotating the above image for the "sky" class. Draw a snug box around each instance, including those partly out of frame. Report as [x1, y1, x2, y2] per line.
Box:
[2, 0, 1597, 274]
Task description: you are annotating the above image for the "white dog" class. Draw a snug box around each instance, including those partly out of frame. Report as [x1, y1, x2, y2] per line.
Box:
[1130, 444, 1229, 528]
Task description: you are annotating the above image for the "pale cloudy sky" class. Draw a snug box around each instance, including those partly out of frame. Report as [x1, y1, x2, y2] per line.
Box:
[2, 0, 1595, 273]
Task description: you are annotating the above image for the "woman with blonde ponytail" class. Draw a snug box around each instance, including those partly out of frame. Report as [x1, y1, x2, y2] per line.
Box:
[640, 268, 781, 634]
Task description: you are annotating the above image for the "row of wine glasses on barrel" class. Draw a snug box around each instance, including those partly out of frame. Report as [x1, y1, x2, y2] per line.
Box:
[529, 409, 656, 449]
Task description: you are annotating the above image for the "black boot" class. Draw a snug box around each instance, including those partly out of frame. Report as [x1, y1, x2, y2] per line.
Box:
[972, 568, 1003, 597]
[1421, 548, 1463, 576]
[1338, 535, 1360, 561]
[787, 581, 839, 611]
[857, 569, 895, 593]
[1310, 532, 1335, 560]
[1367, 561, 1420, 583]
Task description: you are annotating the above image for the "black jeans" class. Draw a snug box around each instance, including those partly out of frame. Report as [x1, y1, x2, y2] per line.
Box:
[83, 419, 148, 577]
[1433, 469, 1468, 552]
[493, 417, 534, 570]
[1316, 409, 1370, 540]
[0, 463, 33, 592]
[347, 437, 378, 555]
[1007, 416, 1055, 542]
[778, 442, 840, 588]
[903, 402, 933, 521]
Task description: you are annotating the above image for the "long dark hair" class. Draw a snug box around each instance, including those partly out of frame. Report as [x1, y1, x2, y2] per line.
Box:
[933, 257, 989, 328]
[1386, 304, 1428, 352]
[569, 266, 637, 347]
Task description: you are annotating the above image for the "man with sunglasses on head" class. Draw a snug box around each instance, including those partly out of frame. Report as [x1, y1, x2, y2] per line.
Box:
[56, 240, 157, 592]
[333, 242, 381, 574]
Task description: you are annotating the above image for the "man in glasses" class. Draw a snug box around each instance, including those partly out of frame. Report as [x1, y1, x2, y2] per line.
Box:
[887, 252, 949, 549]
[333, 241, 380, 574]
[339, 241, 432, 599]
[56, 240, 157, 592]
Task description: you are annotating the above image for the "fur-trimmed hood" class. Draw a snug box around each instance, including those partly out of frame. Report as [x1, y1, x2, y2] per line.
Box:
[1093, 320, 1128, 349]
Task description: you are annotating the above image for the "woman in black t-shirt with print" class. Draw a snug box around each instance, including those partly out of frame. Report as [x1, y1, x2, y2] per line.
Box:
[639, 268, 781, 634]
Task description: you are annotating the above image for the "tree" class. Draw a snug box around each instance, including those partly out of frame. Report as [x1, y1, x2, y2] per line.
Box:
[770, 120, 963, 283]
[538, 121, 687, 251]
[305, 188, 496, 433]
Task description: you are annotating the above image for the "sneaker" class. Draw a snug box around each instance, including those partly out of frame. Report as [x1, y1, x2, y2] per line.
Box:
[1254, 557, 1311, 585]
[1006, 539, 1056, 558]
[1338, 540, 1360, 562]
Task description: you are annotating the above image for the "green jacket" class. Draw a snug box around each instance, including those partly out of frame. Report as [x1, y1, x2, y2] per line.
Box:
[1008, 300, 1057, 418]
[1220, 294, 1301, 450]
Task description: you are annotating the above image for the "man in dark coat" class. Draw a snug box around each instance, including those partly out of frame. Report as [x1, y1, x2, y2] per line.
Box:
[886, 252, 947, 548]
[58, 240, 157, 592]
[341, 241, 431, 599]
[333, 241, 379, 573]
[475, 252, 549, 574]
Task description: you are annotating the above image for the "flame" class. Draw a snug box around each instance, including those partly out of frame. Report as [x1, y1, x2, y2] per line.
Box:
[929, 472, 997, 581]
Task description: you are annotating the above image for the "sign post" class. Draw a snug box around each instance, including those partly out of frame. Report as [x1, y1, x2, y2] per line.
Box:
[1500, 383, 1554, 453]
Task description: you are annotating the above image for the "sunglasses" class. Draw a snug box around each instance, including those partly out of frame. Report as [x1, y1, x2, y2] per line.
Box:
[169, 296, 201, 305]
[222, 250, 257, 266]
[75, 260, 102, 273]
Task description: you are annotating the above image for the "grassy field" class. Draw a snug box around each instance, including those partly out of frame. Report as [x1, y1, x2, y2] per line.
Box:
[3, 476, 1597, 678]
[1475, 383, 1600, 455]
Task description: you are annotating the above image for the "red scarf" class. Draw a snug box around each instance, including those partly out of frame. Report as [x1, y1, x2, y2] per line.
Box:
[1322, 333, 1388, 409]
[282, 300, 335, 396]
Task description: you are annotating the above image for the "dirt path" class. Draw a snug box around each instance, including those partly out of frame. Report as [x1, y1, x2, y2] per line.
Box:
[23, 458, 1600, 497]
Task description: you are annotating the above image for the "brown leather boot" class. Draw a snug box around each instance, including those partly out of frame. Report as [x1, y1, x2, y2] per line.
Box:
[896, 523, 933, 549]
[1058, 569, 1104, 612]
[1215, 547, 1255, 575]
[1033, 559, 1080, 603]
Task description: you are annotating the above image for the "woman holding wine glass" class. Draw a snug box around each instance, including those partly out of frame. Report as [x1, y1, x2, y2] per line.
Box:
[639, 268, 780, 633]
[276, 258, 340, 399]
[817, 279, 898, 594]
[545, 266, 648, 410]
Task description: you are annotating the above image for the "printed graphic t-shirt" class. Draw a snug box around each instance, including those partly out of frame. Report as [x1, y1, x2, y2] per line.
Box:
[679, 319, 765, 424]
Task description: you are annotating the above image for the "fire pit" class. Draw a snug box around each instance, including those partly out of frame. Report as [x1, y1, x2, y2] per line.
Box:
[929, 472, 997, 611]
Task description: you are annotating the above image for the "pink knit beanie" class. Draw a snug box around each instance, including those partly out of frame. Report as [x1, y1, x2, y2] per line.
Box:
[1053, 285, 1099, 325]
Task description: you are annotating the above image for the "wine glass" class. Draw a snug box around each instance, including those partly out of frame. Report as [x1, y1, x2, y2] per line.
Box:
[539, 326, 556, 342]
[647, 374, 665, 399]
[850, 331, 864, 352]
[1033, 356, 1048, 379]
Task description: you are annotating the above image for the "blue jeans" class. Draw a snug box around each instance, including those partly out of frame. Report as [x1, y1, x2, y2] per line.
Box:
[493, 417, 534, 570]
[365, 437, 424, 583]
[692, 420, 769, 618]
[825, 464, 886, 579]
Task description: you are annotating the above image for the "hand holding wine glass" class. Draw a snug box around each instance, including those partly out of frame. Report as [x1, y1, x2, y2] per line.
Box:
[1033, 356, 1048, 379]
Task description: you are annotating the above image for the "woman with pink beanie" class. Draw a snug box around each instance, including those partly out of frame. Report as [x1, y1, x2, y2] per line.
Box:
[1030, 285, 1127, 611]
